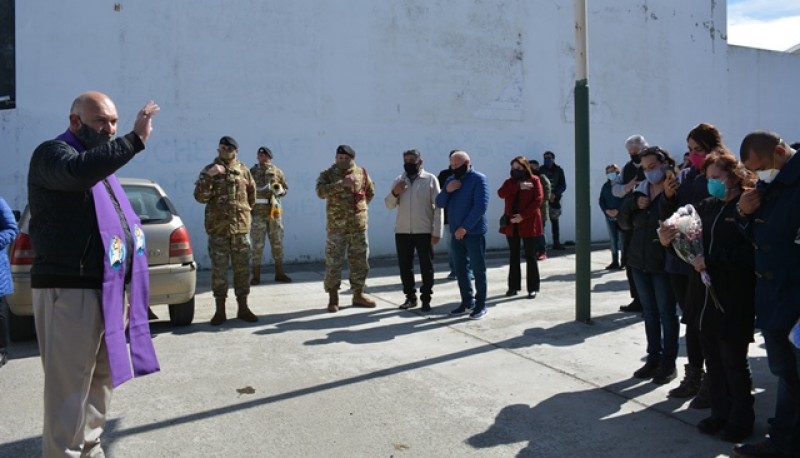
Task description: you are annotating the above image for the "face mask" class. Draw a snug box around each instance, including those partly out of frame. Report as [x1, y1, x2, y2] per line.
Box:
[631, 155, 641, 165]
[452, 163, 468, 179]
[404, 162, 420, 176]
[336, 159, 353, 170]
[689, 152, 706, 170]
[219, 150, 236, 162]
[76, 121, 114, 150]
[756, 169, 778, 183]
[543, 158, 554, 167]
[606, 172, 618, 181]
[706, 178, 727, 199]
[511, 169, 527, 180]
[644, 167, 665, 184]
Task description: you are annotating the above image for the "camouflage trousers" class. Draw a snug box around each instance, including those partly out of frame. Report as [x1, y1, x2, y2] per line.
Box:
[208, 233, 251, 299]
[324, 231, 369, 293]
[250, 213, 284, 266]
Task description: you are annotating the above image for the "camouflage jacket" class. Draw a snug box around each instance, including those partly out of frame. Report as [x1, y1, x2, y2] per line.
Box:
[250, 163, 288, 217]
[316, 162, 375, 233]
[194, 157, 256, 236]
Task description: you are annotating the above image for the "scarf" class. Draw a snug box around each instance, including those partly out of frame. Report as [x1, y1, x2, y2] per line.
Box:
[56, 130, 160, 387]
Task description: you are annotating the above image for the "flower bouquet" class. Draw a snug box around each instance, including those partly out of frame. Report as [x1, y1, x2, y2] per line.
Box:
[660, 204, 724, 312]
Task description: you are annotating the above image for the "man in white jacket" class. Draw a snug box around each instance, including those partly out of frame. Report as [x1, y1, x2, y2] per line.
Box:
[385, 149, 443, 312]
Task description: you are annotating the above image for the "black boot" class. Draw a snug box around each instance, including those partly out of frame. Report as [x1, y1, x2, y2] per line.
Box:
[668, 364, 703, 398]
[689, 371, 712, 409]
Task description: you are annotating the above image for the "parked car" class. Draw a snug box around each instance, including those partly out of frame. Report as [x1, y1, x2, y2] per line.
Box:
[6, 177, 197, 341]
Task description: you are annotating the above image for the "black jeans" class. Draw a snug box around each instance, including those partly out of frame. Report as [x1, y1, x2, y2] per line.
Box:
[395, 233, 434, 303]
[669, 273, 704, 369]
[506, 229, 540, 293]
[699, 331, 754, 431]
[620, 229, 640, 303]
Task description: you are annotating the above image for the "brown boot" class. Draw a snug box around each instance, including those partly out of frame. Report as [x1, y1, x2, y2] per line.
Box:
[250, 265, 261, 285]
[327, 291, 339, 313]
[236, 296, 258, 322]
[274, 263, 292, 283]
[352, 290, 376, 308]
[210, 297, 227, 325]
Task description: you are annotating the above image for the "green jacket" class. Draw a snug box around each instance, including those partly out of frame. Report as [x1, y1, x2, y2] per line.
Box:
[316, 162, 375, 233]
[194, 157, 256, 236]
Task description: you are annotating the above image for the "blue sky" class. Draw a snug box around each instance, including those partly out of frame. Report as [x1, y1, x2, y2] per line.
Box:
[727, 0, 800, 51]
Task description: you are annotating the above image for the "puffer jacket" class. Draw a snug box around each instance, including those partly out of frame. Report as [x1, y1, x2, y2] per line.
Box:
[27, 131, 144, 289]
[0, 197, 19, 296]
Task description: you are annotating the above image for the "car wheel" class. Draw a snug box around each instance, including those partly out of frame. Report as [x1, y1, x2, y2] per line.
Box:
[9, 309, 36, 342]
[168, 296, 195, 326]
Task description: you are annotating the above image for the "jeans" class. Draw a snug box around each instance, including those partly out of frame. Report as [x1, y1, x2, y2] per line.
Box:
[451, 233, 487, 310]
[395, 233, 434, 303]
[605, 219, 622, 262]
[761, 329, 800, 453]
[632, 268, 679, 368]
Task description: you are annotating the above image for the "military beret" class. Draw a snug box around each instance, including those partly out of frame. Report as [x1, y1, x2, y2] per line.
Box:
[219, 136, 239, 150]
[336, 144, 356, 158]
[258, 146, 273, 158]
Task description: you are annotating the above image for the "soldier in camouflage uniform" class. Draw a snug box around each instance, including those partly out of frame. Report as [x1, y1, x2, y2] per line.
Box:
[194, 136, 258, 325]
[249, 146, 291, 284]
[316, 145, 376, 312]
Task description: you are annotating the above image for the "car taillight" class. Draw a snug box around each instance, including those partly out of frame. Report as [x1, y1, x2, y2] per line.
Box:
[10, 233, 35, 265]
[169, 226, 193, 257]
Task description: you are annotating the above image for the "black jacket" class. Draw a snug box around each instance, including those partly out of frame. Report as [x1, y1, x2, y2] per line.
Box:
[686, 196, 755, 340]
[27, 132, 144, 289]
[617, 184, 668, 273]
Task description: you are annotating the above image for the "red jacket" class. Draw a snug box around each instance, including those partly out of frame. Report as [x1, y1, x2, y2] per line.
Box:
[497, 175, 544, 238]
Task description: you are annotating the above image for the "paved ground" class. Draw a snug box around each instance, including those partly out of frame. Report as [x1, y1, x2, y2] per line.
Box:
[0, 246, 775, 457]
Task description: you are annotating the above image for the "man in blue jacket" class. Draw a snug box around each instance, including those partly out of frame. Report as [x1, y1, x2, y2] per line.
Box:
[734, 131, 799, 458]
[436, 150, 489, 320]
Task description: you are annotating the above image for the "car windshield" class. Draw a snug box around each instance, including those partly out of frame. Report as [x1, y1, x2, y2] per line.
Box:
[123, 185, 173, 224]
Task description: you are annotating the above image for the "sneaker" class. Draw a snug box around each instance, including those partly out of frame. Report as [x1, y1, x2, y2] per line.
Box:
[399, 298, 418, 310]
[633, 361, 659, 379]
[732, 440, 789, 458]
[527, 291, 537, 299]
[605, 262, 620, 270]
[469, 308, 487, 320]
[552, 244, 566, 251]
[465, 301, 476, 311]
[652, 366, 677, 385]
[537, 253, 547, 261]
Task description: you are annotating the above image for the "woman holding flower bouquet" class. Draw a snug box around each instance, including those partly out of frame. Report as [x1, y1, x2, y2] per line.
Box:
[660, 150, 757, 442]
[618, 146, 679, 385]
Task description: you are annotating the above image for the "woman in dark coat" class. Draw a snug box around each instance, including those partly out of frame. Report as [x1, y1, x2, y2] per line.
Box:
[498, 156, 544, 298]
[661, 150, 757, 442]
[617, 146, 679, 385]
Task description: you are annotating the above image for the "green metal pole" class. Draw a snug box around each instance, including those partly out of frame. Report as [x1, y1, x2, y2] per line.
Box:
[574, 0, 591, 323]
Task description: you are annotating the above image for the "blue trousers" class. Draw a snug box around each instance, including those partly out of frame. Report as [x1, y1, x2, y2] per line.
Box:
[450, 233, 487, 310]
[632, 268, 679, 368]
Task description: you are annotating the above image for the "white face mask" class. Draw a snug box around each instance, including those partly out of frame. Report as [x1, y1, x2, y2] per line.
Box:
[757, 169, 778, 183]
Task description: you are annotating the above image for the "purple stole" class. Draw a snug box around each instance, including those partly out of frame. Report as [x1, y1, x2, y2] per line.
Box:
[56, 130, 160, 387]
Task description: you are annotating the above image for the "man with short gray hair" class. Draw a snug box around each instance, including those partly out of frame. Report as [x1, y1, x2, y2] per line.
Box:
[616, 134, 648, 313]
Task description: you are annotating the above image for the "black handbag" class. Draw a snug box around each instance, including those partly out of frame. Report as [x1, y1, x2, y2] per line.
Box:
[499, 214, 510, 229]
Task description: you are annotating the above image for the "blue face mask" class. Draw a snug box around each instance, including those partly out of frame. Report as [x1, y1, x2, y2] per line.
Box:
[606, 172, 618, 181]
[543, 158, 554, 167]
[706, 178, 727, 199]
[644, 167, 665, 184]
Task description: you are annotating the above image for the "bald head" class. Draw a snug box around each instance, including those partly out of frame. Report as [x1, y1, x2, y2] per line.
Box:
[449, 150, 470, 168]
[69, 91, 119, 137]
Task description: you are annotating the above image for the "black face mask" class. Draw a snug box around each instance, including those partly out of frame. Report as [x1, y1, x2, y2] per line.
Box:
[631, 154, 641, 164]
[404, 162, 420, 176]
[511, 169, 527, 180]
[452, 163, 468, 179]
[76, 121, 114, 150]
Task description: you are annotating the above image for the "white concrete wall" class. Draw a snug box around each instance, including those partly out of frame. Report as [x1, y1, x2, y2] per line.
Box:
[2, 0, 798, 267]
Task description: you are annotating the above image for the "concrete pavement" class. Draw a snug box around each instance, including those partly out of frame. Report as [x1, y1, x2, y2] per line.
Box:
[0, 246, 774, 457]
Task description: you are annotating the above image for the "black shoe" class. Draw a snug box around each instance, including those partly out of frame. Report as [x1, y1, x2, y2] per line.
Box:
[633, 361, 659, 379]
[652, 366, 677, 385]
[697, 416, 726, 436]
[399, 298, 418, 310]
[527, 291, 537, 299]
[552, 244, 566, 251]
[605, 262, 621, 270]
[732, 440, 789, 458]
[620, 301, 643, 313]
[505, 289, 518, 297]
[420, 303, 431, 313]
